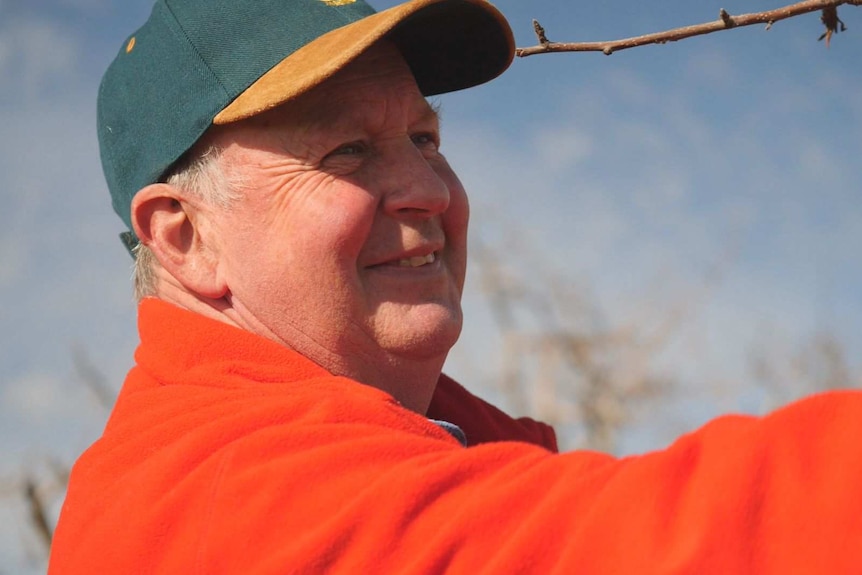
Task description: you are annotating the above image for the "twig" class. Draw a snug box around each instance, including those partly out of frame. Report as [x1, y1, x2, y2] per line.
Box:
[533, 19, 550, 47]
[517, 0, 862, 57]
[819, 5, 847, 45]
[24, 477, 53, 552]
[71, 344, 117, 411]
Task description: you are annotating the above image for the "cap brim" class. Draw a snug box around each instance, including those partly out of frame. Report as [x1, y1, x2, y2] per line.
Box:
[213, 0, 513, 125]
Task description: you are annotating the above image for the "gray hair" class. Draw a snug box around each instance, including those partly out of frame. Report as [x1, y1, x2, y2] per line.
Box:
[133, 145, 242, 300]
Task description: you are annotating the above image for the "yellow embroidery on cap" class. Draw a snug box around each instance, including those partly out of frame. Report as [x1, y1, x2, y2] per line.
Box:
[319, 0, 356, 5]
[126, 37, 136, 53]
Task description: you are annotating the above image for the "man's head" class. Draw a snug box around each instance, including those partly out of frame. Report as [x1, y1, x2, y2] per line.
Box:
[99, 0, 513, 410]
[99, 0, 513, 245]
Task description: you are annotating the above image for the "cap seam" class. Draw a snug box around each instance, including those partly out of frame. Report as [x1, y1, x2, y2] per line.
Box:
[332, 4, 359, 26]
[160, 0, 231, 102]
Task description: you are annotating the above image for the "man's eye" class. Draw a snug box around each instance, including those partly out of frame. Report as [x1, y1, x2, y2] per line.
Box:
[328, 141, 367, 157]
[412, 133, 439, 150]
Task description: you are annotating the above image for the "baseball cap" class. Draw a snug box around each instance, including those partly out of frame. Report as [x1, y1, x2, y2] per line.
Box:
[97, 0, 515, 251]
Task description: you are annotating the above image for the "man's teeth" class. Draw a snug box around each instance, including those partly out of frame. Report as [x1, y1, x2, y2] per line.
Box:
[398, 253, 436, 267]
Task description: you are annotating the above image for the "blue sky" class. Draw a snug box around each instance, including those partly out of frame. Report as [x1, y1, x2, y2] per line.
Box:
[1, 0, 861, 570]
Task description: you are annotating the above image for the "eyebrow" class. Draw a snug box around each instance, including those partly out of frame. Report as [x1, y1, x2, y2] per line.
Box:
[424, 100, 443, 127]
[313, 98, 442, 138]
[428, 99, 443, 122]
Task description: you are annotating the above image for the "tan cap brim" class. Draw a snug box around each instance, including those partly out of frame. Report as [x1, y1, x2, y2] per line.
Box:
[214, 0, 513, 125]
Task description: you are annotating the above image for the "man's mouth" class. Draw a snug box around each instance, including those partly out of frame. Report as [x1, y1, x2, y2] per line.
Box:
[397, 252, 436, 268]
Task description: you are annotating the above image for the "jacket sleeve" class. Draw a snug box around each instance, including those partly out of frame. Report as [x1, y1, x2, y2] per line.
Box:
[52, 388, 862, 574]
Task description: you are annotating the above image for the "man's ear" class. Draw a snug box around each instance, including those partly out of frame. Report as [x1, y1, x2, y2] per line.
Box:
[131, 183, 228, 299]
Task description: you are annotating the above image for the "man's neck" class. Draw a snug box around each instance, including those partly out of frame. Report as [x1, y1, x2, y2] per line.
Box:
[152, 284, 444, 415]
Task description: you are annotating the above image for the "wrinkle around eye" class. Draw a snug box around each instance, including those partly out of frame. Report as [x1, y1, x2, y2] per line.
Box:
[412, 133, 442, 161]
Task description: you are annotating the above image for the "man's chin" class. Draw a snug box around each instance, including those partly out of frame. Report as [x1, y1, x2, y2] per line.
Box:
[373, 309, 463, 361]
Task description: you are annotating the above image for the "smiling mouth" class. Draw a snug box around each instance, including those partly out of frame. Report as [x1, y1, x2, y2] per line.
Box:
[397, 252, 436, 268]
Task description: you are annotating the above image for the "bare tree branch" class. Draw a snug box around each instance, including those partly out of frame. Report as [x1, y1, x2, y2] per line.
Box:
[516, 0, 862, 57]
[71, 344, 117, 411]
[23, 477, 53, 552]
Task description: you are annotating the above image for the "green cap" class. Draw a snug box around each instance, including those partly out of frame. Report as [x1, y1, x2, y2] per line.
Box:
[97, 0, 514, 251]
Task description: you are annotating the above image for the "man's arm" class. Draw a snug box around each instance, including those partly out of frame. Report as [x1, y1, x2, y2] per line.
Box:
[52, 383, 862, 574]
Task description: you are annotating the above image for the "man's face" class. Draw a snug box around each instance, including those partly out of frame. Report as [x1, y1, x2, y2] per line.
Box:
[204, 43, 468, 383]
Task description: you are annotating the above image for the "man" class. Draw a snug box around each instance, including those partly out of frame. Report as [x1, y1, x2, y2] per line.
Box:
[50, 0, 862, 573]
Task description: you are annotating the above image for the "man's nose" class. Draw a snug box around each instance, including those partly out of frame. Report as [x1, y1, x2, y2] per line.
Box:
[380, 139, 450, 218]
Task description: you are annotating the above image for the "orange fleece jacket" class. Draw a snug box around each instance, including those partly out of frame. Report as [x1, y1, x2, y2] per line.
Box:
[50, 299, 862, 573]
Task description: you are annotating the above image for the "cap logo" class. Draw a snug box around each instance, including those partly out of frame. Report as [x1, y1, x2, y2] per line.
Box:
[126, 37, 136, 53]
[319, 0, 356, 5]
